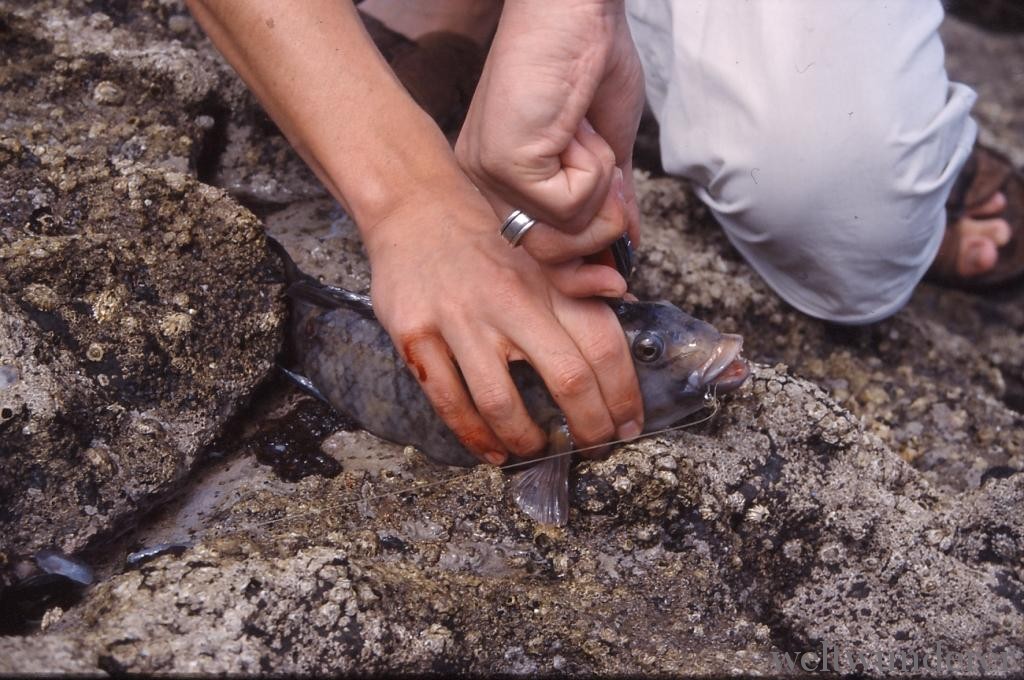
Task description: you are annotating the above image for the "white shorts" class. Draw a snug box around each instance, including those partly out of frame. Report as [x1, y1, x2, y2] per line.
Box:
[627, 0, 977, 323]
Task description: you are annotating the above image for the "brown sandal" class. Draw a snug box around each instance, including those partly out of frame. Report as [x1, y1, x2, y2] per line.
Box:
[927, 145, 1024, 291]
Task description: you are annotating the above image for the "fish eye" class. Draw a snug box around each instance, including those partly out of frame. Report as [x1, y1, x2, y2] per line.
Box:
[632, 332, 665, 363]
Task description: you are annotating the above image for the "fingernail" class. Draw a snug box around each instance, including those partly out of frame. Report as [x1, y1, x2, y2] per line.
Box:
[613, 167, 624, 202]
[601, 276, 628, 299]
[617, 419, 642, 441]
[484, 451, 506, 466]
[580, 117, 596, 134]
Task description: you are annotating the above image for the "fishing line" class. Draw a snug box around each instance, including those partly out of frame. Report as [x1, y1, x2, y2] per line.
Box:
[245, 394, 723, 530]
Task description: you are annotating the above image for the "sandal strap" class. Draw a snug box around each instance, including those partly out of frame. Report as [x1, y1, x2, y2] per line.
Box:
[926, 219, 961, 283]
[945, 151, 976, 223]
[963, 146, 1015, 211]
[946, 145, 1014, 222]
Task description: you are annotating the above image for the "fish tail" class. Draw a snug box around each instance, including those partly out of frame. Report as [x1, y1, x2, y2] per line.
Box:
[511, 421, 573, 527]
[265, 236, 375, 319]
[265, 235, 307, 286]
[286, 280, 375, 319]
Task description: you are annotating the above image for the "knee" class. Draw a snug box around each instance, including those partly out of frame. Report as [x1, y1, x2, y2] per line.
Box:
[706, 111, 959, 323]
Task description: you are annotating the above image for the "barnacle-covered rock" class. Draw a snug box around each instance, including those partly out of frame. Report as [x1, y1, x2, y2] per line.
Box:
[0, 2, 285, 555]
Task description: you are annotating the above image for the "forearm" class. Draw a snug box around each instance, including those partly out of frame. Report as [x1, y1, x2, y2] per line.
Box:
[185, 0, 477, 248]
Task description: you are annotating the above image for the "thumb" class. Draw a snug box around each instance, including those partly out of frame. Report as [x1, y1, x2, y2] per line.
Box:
[550, 117, 618, 231]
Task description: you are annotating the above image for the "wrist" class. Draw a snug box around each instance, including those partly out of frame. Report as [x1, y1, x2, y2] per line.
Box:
[358, 172, 498, 264]
[491, 0, 626, 82]
[320, 105, 457, 224]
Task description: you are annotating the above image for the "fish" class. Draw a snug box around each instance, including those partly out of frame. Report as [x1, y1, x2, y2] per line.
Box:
[33, 548, 94, 585]
[270, 238, 750, 526]
[125, 542, 193, 569]
[0, 549, 93, 633]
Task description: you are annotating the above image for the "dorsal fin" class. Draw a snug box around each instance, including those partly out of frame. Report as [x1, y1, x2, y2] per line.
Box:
[265, 235, 307, 285]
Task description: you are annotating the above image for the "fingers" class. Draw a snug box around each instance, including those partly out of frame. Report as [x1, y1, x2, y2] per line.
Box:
[443, 328, 548, 459]
[460, 118, 621, 235]
[399, 332, 508, 465]
[553, 297, 644, 452]
[516, 170, 629, 264]
[543, 259, 627, 299]
[546, 118, 619, 230]
[513, 318, 617, 450]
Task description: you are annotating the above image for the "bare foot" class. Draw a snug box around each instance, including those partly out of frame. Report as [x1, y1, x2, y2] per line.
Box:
[951, 191, 1012, 277]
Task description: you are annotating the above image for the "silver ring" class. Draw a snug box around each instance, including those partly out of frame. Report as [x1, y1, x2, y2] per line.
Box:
[499, 209, 536, 247]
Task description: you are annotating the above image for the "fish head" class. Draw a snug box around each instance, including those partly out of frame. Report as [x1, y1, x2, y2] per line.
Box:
[613, 300, 750, 431]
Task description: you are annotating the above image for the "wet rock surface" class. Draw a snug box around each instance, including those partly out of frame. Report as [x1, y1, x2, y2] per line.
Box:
[943, 8, 1024, 169]
[7, 365, 1023, 675]
[246, 395, 353, 483]
[1, 2, 1023, 677]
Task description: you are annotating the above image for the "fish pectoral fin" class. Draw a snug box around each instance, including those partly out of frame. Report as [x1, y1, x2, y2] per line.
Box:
[278, 366, 330, 404]
[511, 422, 573, 527]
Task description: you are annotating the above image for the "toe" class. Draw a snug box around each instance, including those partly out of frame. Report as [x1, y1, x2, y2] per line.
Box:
[991, 218, 1012, 247]
[957, 236, 998, 277]
[967, 191, 1007, 218]
[975, 217, 1012, 247]
[958, 215, 1012, 247]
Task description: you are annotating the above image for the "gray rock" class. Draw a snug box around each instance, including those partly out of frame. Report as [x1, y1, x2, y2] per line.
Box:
[0, 636, 98, 675]
[941, 474, 1024, 583]
[942, 16, 1024, 168]
[0, 3, 285, 554]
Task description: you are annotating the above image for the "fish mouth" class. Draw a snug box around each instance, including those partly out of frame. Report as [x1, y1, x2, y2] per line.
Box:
[699, 333, 750, 394]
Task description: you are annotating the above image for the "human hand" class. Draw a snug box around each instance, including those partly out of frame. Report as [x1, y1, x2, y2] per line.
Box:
[363, 181, 644, 464]
[455, 0, 645, 275]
